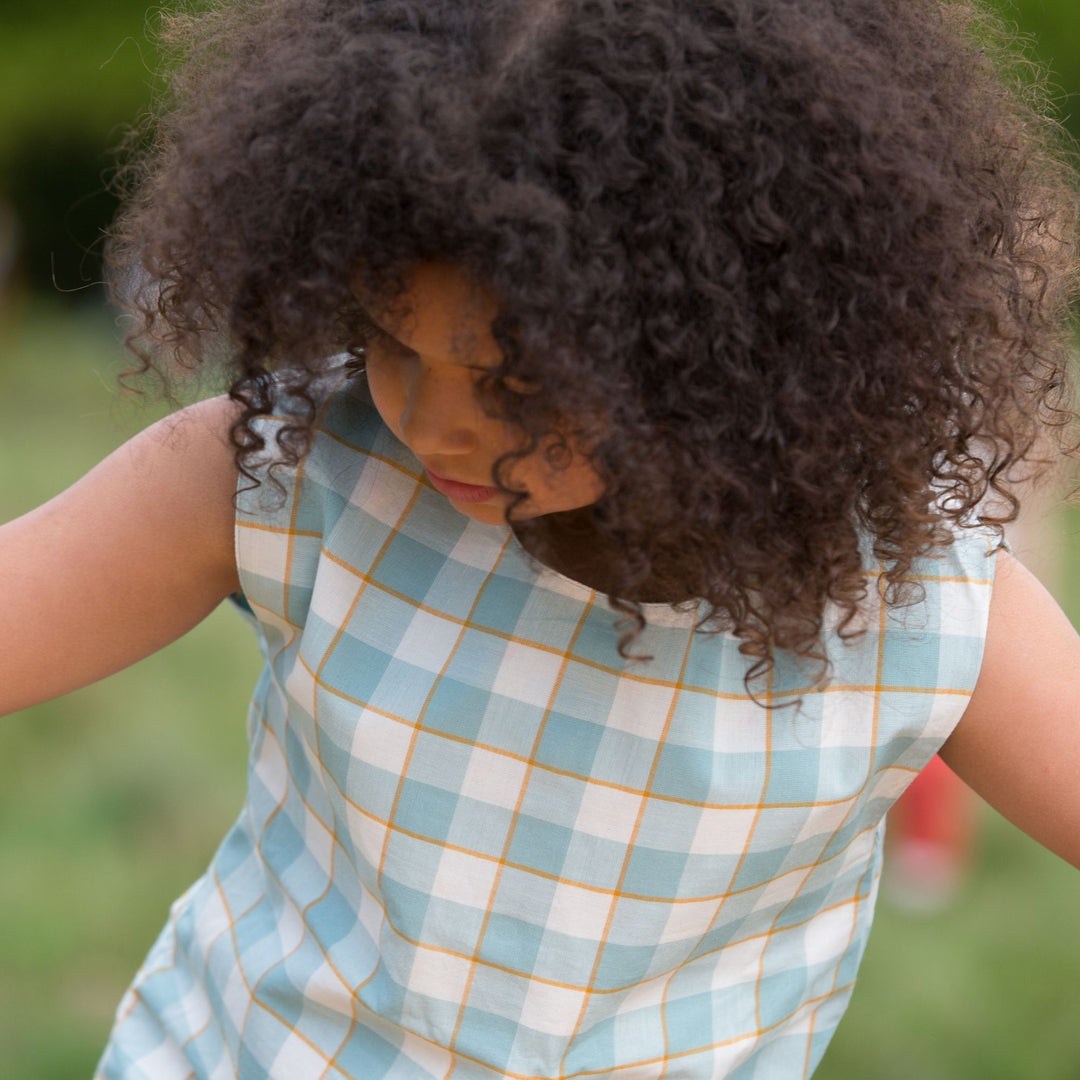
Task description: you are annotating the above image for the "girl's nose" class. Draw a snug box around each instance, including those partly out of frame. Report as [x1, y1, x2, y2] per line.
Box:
[398, 375, 479, 456]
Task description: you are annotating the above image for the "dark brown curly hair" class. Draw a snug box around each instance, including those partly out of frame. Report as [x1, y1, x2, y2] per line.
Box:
[110, 0, 1079, 676]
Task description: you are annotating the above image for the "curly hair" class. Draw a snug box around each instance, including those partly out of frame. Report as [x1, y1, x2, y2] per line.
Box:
[110, 0, 1079, 678]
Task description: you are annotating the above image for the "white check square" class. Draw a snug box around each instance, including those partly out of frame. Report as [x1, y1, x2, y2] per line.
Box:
[345, 800, 389, 868]
[794, 798, 855, 845]
[492, 642, 565, 708]
[711, 697, 770, 755]
[283, 657, 317, 717]
[252, 734, 289, 804]
[574, 782, 644, 843]
[710, 935, 767, 991]
[363, 457, 419, 526]
[659, 896, 720, 944]
[350, 707, 414, 776]
[689, 806, 757, 855]
[520, 978, 587, 1036]
[547, 879, 615, 939]
[237, 522, 292, 590]
[449, 520, 507, 572]
[430, 847, 498, 908]
[750, 864, 813, 912]
[937, 578, 987, 637]
[605, 678, 676, 737]
[459, 745, 529, 810]
[269, 1031, 328, 1079]
[394, 608, 462, 672]
[406, 944, 472, 1003]
[131, 1040, 198, 1080]
[310, 555, 362, 630]
[802, 901, 856, 967]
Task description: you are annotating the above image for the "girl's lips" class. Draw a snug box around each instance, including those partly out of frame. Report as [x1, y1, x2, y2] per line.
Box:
[425, 468, 501, 503]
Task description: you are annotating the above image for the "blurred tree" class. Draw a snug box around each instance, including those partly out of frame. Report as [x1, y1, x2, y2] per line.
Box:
[0, 0, 1076, 304]
[1002, 0, 1080, 139]
[0, 0, 158, 300]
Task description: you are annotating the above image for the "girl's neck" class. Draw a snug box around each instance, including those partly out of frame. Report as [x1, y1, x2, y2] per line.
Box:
[512, 507, 684, 604]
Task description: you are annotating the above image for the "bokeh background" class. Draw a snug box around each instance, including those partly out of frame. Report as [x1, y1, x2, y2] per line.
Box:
[1, 2, 1078, 1077]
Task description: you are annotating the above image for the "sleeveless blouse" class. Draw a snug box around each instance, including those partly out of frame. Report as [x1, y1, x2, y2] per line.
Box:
[96, 380, 999, 1080]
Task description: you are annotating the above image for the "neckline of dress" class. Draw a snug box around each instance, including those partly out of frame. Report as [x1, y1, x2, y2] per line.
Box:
[375, 410, 703, 628]
[498, 525, 703, 628]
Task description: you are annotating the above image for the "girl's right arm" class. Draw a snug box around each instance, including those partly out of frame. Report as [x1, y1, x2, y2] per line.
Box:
[1, 395, 241, 717]
[940, 550, 1080, 869]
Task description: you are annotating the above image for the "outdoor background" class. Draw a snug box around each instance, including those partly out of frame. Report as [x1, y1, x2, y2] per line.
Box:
[1, 1, 1078, 1077]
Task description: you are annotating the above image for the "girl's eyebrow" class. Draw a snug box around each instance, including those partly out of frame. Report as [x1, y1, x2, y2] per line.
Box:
[362, 308, 500, 373]
[357, 304, 394, 338]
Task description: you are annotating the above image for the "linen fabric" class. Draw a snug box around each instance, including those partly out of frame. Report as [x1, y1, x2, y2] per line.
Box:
[96, 378, 998, 1079]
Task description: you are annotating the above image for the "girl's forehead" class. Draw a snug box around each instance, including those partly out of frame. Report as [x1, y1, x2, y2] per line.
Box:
[361, 263, 500, 362]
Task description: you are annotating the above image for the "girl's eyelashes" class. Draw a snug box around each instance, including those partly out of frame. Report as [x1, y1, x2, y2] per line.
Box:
[363, 322, 417, 358]
[471, 367, 541, 396]
[361, 319, 539, 396]
[496, 373, 541, 396]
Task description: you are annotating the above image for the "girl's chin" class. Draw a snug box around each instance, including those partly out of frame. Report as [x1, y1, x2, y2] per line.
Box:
[451, 496, 550, 526]
[450, 499, 512, 525]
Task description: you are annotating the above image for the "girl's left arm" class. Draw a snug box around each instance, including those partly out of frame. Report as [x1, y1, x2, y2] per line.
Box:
[939, 549, 1080, 869]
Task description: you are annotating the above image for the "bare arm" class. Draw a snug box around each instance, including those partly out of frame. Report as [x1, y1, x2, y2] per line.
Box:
[1, 396, 240, 717]
[940, 549, 1080, 869]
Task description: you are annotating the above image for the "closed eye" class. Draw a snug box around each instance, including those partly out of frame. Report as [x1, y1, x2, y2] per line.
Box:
[363, 320, 417, 359]
[471, 368, 540, 396]
[360, 309, 537, 395]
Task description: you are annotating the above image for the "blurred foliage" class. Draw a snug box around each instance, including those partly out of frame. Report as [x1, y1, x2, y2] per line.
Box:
[1004, 0, 1080, 133]
[0, 0, 1079, 299]
[0, 0, 156, 163]
[0, 0, 159, 298]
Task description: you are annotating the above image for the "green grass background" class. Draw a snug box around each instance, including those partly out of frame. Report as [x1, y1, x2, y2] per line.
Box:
[0, 305, 1078, 1078]
[3, 0, 1080, 1072]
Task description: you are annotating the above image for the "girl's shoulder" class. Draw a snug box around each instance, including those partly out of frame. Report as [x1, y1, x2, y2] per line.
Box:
[862, 526, 1002, 688]
[887, 526, 1002, 629]
[815, 525, 1002, 656]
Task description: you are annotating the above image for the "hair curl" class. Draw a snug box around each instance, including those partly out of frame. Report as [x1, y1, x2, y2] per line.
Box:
[110, 0, 1080, 678]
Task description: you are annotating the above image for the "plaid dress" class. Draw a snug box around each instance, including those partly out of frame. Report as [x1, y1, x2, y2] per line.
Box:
[97, 381, 998, 1080]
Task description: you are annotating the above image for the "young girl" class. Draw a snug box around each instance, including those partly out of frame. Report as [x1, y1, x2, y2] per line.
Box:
[4, 0, 1080, 1076]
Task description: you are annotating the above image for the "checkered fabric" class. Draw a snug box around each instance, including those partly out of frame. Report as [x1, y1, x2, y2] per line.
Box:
[96, 380, 998, 1080]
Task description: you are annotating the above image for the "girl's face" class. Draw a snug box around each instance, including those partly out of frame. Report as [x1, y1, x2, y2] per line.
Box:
[360, 264, 604, 526]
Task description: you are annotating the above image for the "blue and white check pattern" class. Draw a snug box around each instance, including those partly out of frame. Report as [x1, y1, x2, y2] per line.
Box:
[96, 382, 998, 1079]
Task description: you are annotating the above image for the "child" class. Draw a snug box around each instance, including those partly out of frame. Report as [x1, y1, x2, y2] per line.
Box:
[4, 0, 1080, 1076]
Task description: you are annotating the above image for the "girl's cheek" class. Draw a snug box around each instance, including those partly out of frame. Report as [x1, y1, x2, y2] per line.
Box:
[364, 357, 405, 437]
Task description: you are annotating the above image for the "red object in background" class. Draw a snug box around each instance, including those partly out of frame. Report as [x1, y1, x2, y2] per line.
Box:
[886, 754, 976, 911]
